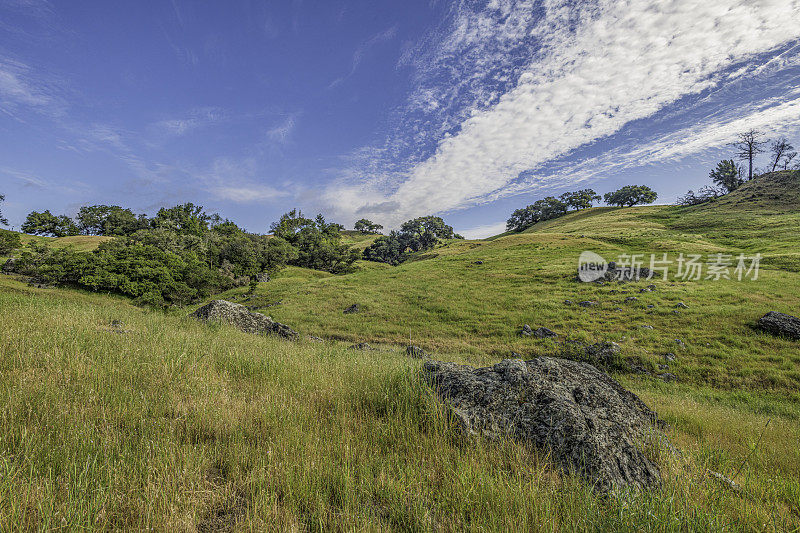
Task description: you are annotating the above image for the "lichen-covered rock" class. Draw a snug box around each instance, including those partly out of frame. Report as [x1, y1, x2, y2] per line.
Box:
[193, 300, 298, 340]
[758, 311, 800, 340]
[423, 357, 662, 491]
[343, 304, 360, 314]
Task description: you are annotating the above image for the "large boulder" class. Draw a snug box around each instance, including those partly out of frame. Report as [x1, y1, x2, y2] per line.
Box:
[423, 357, 662, 491]
[193, 300, 298, 340]
[758, 311, 800, 340]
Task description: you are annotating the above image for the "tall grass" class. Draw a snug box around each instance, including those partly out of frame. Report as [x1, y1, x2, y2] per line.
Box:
[1, 279, 798, 530]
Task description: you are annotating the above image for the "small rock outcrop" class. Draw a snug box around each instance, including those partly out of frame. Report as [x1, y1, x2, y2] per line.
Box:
[584, 341, 622, 367]
[533, 327, 557, 339]
[349, 342, 375, 351]
[255, 272, 271, 283]
[406, 345, 428, 358]
[423, 357, 663, 491]
[193, 300, 298, 340]
[343, 304, 360, 314]
[519, 324, 533, 336]
[758, 311, 800, 340]
[578, 301, 596, 308]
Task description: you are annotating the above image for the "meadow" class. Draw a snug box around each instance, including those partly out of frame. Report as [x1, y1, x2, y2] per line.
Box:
[1, 172, 799, 530]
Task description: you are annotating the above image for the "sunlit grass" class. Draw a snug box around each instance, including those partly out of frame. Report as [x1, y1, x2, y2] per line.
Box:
[1, 279, 798, 530]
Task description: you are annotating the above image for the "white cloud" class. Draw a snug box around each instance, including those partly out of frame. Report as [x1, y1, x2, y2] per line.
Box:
[266, 115, 296, 144]
[150, 107, 225, 138]
[0, 58, 54, 110]
[332, 0, 800, 226]
[460, 220, 508, 239]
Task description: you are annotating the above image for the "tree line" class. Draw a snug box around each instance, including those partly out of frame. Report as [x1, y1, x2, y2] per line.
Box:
[0, 196, 465, 304]
[678, 130, 798, 206]
[505, 185, 658, 232]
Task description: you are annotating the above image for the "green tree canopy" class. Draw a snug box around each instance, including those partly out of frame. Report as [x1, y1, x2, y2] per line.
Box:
[76, 205, 146, 236]
[603, 185, 658, 207]
[708, 160, 743, 193]
[559, 189, 601, 210]
[354, 218, 384, 234]
[270, 210, 358, 273]
[506, 196, 568, 232]
[21, 210, 80, 237]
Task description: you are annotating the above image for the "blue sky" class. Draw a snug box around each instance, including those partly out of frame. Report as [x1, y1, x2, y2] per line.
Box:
[2, 0, 800, 238]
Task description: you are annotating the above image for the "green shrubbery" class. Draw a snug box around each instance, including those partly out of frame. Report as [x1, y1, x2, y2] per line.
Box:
[0, 230, 21, 255]
[363, 216, 462, 265]
[9, 204, 347, 306]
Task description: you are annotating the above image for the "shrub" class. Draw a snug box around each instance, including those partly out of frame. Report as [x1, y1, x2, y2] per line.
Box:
[0, 230, 21, 255]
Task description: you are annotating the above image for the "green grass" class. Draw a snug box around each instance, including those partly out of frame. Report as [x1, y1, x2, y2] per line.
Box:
[1, 278, 798, 530]
[1, 171, 800, 529]
[16, 233, 112, 252]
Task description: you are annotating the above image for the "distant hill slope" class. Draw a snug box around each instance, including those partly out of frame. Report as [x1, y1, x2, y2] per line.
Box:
[16, 233, 112, 252]
[686, 170, 800, 213]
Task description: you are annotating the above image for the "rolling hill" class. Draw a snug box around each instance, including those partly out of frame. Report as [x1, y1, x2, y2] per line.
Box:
[1, 172, 799, 529]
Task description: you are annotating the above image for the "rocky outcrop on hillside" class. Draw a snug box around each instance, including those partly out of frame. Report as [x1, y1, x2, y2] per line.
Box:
[193, 300, 298, 340]
[423, 357, 663, 491]
[758, 311, 800, 340]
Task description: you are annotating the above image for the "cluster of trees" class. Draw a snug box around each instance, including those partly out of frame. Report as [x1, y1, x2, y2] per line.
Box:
[679, 131, 798, 206]
[353, 218, 383, 234]
[505, 186, 657, 232]
[270, 210, 360, 274]
[362, 216, 462, 265]
[10, 203, 298, 306]
[4, 202, 368, 305]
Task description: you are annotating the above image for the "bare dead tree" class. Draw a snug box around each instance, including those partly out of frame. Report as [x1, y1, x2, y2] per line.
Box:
[769, 138, 794, 172]
[730, 129, 767, 180]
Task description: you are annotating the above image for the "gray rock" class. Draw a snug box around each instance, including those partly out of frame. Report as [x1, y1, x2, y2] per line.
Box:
[474, 260, 484, 265]
[349, 342, 375, 351]
[639, 325, 654, 330]
[657, 373, 678, 382]
[533, 327, 558, 339]
[406, 345, 428, 358]
[193, 300, 298, 340]
[664, 353, 677, 362]
[584, 341, 622, 367]
[563, 300, 573, 305]
[423, 357, 663, 491]
[646, 304, 655, 309]
[256, 272, 271, 283]
[758, 311, 800, 340]
[625, 296, 638, 302]
[307, 335, 325, 343]
[510, 351, 522, 358]
[674, 302, 689, 309]
[578, 301, 597, 307]
[343, 304, 360, 314]
[519, 324, 533, 336]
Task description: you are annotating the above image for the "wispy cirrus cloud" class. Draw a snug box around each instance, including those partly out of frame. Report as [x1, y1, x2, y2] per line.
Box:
[328, 25, 398, 89]
[326, 0, 800, 227]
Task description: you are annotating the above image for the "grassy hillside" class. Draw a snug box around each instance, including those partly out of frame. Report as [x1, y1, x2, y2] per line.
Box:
[2, 277, 799, 530]
[2, 174, 800, 529]
[16, 232, 112, 252]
